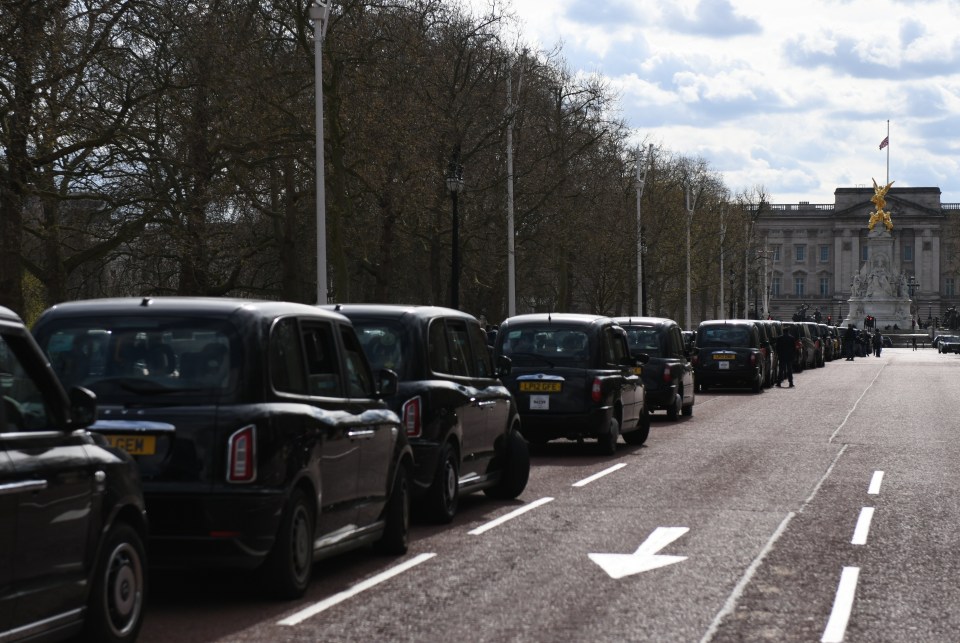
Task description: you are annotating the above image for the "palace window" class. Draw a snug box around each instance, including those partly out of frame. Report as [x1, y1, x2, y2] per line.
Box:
[820, 277, 830, 296]
[903, 245, 913, 261]
[862, 245, 869, 262]
[772, 276, 781, 296]
[794, 245, 806, 262]
[947, 277, 956, 296]
[819, 245, 829, 262]
[794, 276, 805, 296]
[772, 245, 781, 262]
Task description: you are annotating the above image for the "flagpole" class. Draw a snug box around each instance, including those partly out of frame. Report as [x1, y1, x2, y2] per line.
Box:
[886, 119, 890, 184]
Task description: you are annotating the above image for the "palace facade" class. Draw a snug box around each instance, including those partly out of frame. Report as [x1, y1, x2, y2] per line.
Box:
[755, 186, 959, 324]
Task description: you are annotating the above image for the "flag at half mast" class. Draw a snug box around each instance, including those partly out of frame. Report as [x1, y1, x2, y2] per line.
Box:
[879, 136, 889, 150]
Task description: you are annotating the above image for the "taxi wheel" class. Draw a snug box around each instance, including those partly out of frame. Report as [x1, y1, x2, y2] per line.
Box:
[426, 442, 459, 523]
[83, 522, 146, 643]
[262, 489, 314, 599]
[374, 463, 410, 555]
[485, 429, 530, 499]
[623, 407, 650, 446]
[598, 417, 619, 455]
[666, 393, 681, 421]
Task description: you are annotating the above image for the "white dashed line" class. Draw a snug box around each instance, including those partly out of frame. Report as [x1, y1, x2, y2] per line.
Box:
[468, 496, 554, 535]
[821, 566, 860, 643]
[851, 507, 875, 545]
[867, 470, 884, 495]
[277, 553, 437, 626]
[572, 463, 627, 487]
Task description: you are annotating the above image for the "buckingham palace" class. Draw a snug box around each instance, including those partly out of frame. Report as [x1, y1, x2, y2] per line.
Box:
[754, 186, 959, 325]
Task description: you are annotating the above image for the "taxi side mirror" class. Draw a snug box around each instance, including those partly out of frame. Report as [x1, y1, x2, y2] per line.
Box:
[377, 369, 399, 397]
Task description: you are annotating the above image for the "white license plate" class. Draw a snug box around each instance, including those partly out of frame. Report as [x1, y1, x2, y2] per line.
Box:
[718, 361, 730, 370]
[530, 395, 549, 410]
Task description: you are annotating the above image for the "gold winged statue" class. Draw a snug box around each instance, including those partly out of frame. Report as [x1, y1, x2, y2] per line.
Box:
[868, 178, 894, 232]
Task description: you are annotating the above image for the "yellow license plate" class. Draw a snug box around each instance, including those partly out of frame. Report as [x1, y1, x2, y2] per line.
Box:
[519, 381, 562, 393]
[105, 434, 157, 456]
[712, 354, 736, 360]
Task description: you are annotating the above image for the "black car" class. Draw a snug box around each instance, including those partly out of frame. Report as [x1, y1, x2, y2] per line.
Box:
[1, 305, 148, 642]
[614, 316, 695, 420]
[327, 304, 529, 523]
[32, 297, 412, 599]
[494, 313, 649, 454]
[691, 320, 765, 393]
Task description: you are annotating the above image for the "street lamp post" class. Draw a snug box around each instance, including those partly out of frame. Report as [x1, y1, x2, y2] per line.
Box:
[446, 153, 465, 310]
[685, 186, 695, 330]
[309, 1, 332, 304]
[636, 145, 652, 316]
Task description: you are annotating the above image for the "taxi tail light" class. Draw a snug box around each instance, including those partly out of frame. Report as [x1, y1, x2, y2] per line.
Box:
[591, 378, 602, 403]
[662, 369, 673, 384]
[750, 353, 757, 366]
[402, 396, 422, 438]
[227, 425, 257, 484]
[690, 354, 699, 367]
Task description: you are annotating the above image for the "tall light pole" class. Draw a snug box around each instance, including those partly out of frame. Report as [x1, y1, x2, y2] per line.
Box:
[446, 152, 465, 310]
[506, 65, 518, 317]
[719, 205, 726, 318]
[635, 144, 652, 316]
[685, 186, 696, 330]
[310, 1, 332, 304]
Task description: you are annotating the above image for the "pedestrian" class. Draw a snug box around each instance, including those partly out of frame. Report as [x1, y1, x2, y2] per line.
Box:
[843, 324, 857, 360]
[912, 335, 917, 351]
[775, 325, 797, 387]
[872, 329, 883, 357]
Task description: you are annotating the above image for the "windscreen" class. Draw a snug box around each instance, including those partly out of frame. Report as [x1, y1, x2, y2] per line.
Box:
[500, 326, 591, 367]
[37, 316, 239, 400]
[697, 326, 750, 348]
[353, 320, 410, 380]
[624, 327, 662, 357]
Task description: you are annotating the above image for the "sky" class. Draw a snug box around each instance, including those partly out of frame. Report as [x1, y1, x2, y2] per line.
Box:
[473, 0, 960, 205]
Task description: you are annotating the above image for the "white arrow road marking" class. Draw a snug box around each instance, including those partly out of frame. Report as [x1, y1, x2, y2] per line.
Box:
[589, 527, 690, 580]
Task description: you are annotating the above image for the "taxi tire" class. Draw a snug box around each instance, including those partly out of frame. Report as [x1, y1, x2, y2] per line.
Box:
[598, 417, 620, 455]
[681, 388, 694, 417]
[83, 522, 146, 643]
[425, 442, 459, 523]
[666, 393, 681, 421]
[262, 489, 315, 599]
[623, 406, 650, 446]
[485, 429, 530, 499]
[375, 463, 411, 555]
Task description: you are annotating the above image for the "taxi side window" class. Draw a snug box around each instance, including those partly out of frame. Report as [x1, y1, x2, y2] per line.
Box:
[602, 328, 628, 366]
[467, 322, 493, 378]
[270, 318, 307, 395]
[339, 325, 374, 398]
[0, 335, 51, 432]
[301, 322, 341, 396]
[428, 320, 452, 374]
[444, 320, 471, 377]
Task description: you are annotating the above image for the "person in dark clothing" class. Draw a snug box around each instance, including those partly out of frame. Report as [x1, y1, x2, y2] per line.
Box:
[775, 326, 797, 387]
[872, 330, 883, 357]
[843, 324, 857, 360]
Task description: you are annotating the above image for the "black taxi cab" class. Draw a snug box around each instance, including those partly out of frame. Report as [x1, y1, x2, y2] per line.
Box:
[31, 297, 412, 599]
[494, 313, 648, 454]
[326, 304, 529, 524]
[1, 305, 148, 642]
[615, 316, 695, 420]
[691, 320, 766, 393]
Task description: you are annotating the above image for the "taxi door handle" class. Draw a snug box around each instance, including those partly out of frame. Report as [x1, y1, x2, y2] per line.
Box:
[347, 429, 376, 440]
[0, 479, 48, 496]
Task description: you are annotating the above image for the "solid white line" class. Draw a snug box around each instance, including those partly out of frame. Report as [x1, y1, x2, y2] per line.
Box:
[867, 470, 884, 495]
[468, 496, 554, 536]
[573, 463, 627, 487]
[829, 366, 885, 443]
[851, 507, 875, 545]
[277, 553, 436, 626]
[821, 566, 860, 643]
[701, 445, 849, 643]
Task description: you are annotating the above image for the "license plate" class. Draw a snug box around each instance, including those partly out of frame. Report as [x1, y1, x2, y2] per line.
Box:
[718, 361, 730, 370]
[712, 354, 736, 360]
[530, 395, 549, 410]
[104, 434, 157, 456]
[520, 381, 562, 393]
